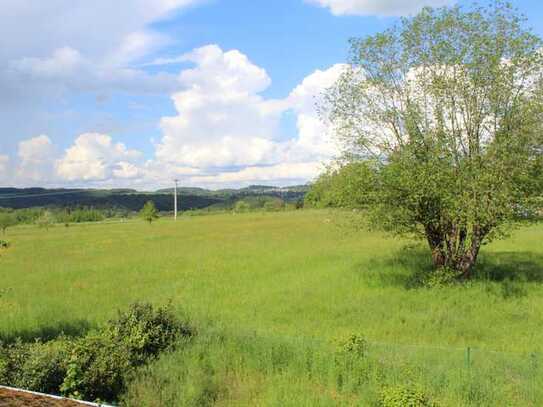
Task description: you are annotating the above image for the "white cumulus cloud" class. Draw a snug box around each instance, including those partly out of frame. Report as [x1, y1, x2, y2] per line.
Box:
[4, 43, 348, 189]
[156, 45, 284, 168]
[154, 45, 344, 186]
[56, 133, 142, 181]
[17, 135, 56, 182]
[306, 0, 454, 16]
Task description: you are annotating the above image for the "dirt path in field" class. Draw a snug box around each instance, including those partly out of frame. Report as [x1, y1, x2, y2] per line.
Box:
[0, 386, 96, 407]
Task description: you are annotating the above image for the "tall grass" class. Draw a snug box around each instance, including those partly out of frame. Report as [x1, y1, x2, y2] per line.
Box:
[1, 210, 542, 405]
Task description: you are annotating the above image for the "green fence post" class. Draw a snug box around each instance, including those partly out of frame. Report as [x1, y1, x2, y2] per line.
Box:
[466, 347, 471, 371]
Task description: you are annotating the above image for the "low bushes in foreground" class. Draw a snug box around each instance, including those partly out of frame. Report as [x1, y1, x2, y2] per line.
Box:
[0, 302, 192, 403]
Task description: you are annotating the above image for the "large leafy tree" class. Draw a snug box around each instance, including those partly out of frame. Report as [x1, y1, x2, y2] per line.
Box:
[324, 2, 543, 278]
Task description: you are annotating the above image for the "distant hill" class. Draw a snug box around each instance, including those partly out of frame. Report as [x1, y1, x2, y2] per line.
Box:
[0, 185, 309, 211]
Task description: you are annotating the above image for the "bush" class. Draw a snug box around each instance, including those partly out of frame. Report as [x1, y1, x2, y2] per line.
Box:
[61, 333, 133, 401]
[0, 339, 27, 385]
[0, 338, 71, 394]
[0, 239, 9, 249]
[106, 302, 192, 365]
[17, 339, 71, 394]
[61, 302, 192, 401]
[380, 385, 434, 407]
[0, 302, 192, 403]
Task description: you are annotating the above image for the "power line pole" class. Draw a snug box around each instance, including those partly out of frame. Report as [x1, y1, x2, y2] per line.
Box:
[174, 179, 179, 221]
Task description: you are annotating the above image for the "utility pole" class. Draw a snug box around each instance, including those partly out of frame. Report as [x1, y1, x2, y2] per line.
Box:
[174, 179, 179, 221]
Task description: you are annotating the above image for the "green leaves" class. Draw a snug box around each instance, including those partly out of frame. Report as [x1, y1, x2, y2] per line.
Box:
[140, 200, 159, 224]
[321, 1, 543, 276]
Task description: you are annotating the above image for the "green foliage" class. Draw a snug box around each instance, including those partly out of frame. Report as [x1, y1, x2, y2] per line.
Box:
[234, 200, 250, 213]
[140, 201, 159, 224]
[61, 333, 133, 401]
[105, 302, 192, 365]
[305, 162, 378, 209]
[57, 207, 106, 224]
[0, 212, 17, 234]
[380, 385, 434, 407]
[61, 302, 192, 401]
[12, 207, 42, 224]
[0, 338, 71, 395]
[0, 303, 191, 403]
[0, 239, 9, 249]
[323, 2, 543, 276]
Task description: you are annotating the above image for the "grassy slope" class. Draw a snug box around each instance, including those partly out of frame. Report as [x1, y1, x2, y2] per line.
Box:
[1, 211, 543, 405]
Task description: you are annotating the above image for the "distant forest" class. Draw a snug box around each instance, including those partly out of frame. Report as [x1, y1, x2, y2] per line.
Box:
[0, 185, 308, 212]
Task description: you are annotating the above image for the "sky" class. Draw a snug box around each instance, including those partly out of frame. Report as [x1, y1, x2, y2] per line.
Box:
[1, 0, 542, 190]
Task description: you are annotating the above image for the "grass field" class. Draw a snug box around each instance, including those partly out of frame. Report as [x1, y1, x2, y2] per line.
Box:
[1, 210, 543, 406]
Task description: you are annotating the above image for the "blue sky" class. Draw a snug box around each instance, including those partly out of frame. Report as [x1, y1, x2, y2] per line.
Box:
[0, 0, 542, 189]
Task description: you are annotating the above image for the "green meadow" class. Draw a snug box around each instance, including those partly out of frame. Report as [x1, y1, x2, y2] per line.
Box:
[1, 210, 543, 406]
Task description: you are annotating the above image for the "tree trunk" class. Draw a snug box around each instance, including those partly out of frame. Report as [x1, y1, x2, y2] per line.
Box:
[456, 234, 483, 279]
[425, 224, 447, 268]
[424, 223, 485, 279]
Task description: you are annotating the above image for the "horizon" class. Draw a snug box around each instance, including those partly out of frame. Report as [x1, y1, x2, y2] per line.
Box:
[1, 0, 542, 190]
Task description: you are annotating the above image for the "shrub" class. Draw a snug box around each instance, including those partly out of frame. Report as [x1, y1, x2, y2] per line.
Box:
[16, 339, 71, 394]
[0, 303, 191, 403]
[105, 302, 192, 365]
[0, 239, 9, 249]
[61, 333, 133, 401]
[0, 339, 27, 385]
[61, 303, 192, 401]
[0, 338, 71, 394]
[380, 385, 434, 407]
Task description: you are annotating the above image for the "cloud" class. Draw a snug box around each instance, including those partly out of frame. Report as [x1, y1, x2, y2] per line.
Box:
[112, 161, 142, 179]
[305, 0, 454, 16]
[284, 64, 347, 161]
[56, 133, 142, 181]
[156, 45, 284, 168]
[0, 0, 201, 123]
[154, 45, 344, 186]
[3, 43, 346, 189]
[8, 46, 181, 96]
[0, 0, 202, 64]
[16, 135, 56, 182]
